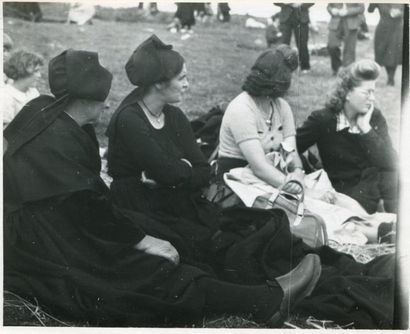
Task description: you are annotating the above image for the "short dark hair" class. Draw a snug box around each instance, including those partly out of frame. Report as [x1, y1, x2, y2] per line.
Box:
[242, 45, 298, 99]
[4, 50, 44, 80]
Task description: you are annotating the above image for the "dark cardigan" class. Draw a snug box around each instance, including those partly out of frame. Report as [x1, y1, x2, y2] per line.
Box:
[107, 100, 210, 190]
[106, 90, 212, 219]
[296, 107, 398, 213]
[297, 107, 397, 181]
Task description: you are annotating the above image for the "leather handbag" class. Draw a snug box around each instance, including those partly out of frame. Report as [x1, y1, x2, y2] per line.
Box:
[253, 180, 328, 248]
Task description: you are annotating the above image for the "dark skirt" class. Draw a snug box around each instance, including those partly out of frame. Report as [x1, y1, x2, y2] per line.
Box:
[374, 18, 403, 67]
[333, 167, 398, 214]
[109, 178, 396, 328]
[175, 3, 196, 27]
[4, 194, 211, 326]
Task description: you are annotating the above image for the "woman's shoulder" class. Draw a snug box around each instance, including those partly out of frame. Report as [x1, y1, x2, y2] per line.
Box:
[274, 97, 292, 114]
[308, 108, 336, 123]
[225, 92, 256, 117]
[115, 102, 145, 126]
[371, 107, 386, 122]
[230, 91, 254, 106]
[26, 87, 40, 99]
[274, 97, 290, 107]
[165, 104, 184, 115]
[164, 104, 189, 122]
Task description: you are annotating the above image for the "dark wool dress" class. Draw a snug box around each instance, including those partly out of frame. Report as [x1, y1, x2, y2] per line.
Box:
[3, 98, 206, 326]
[106, 89, 397, 328]
[369, 4, 404, 67]
[3, 96, 288, 326]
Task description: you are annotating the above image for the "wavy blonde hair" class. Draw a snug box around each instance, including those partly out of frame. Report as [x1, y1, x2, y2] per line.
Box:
[326, 60, 380, 113]
[4, 50, 44, 81]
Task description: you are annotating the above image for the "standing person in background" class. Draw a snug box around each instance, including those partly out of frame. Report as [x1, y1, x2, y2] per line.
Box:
[175, 2, 196, 33]
[138, 3, 159, 15]
[217, 3, 231, 22]
[3, 50, 44, 128]
[149, 3, 159, 15]
[368, 4, 404, 86]
[193, 3, 213, 23]
[274, 3, 313, 73]
[327, 3, 365, 76]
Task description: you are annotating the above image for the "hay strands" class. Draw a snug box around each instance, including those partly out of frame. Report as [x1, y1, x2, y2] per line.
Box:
[4, 290, 71, 327]
[305, 316, 354, 329]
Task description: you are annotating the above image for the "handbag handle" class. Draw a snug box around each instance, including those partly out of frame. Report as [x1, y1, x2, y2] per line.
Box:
[278, 179, 305, 226]
[279, 179, 304, 201]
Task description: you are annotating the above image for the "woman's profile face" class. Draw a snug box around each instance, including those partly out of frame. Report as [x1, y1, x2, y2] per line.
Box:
[159, 64, 189, 103]
[19, 65, 42, 89]
[83, 100, 106, 124]
[345, 80, 376, 115]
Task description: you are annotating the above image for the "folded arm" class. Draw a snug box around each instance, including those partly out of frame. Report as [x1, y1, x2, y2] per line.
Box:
[119, 109, 193, 187]
[174, 109, 211, 189]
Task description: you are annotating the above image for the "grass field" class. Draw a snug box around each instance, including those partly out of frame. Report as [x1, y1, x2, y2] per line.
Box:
[2, 3, 403, 328]
[3, 4, 402, 148]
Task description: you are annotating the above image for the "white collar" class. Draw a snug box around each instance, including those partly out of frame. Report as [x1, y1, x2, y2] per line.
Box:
[336, 112, 361, 134]
[5, 84, 39, 103]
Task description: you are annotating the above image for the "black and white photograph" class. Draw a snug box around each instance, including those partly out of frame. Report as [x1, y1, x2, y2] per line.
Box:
[2, 1, 409, 331]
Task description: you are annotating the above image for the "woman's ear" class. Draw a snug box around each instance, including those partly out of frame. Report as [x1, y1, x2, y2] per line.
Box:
[154, 82, 165, 91]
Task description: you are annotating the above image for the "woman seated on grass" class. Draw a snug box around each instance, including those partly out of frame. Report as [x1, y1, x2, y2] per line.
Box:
[296, 60, 398, 214]
[3, 50, 44, 129]
[4, 48, 325, 327]
[216, 45, 334, 202]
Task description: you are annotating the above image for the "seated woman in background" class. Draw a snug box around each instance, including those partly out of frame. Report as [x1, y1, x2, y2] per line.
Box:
[217, 45, 333, 202]
[3, 50, 44, 128]
[296, 60, 398, 214]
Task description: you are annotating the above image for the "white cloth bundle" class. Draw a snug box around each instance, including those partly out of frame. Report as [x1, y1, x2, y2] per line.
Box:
[224, 167, 396, 245]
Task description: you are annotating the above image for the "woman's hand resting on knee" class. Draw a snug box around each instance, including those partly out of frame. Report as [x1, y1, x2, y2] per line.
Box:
[135, 235, 180, 265]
